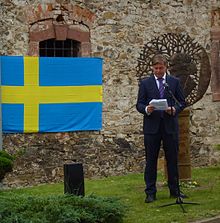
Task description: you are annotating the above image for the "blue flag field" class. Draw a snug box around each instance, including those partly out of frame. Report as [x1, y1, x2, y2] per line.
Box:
[0, 56, 103, 133]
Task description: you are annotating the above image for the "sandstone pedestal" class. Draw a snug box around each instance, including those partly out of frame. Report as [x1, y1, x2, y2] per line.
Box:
[164, 108, 192, 181]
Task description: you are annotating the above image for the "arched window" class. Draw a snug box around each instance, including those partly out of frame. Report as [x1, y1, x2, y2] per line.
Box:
[28, 5, 93, 57]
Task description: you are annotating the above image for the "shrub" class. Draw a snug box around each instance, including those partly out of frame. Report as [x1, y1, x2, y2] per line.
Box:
[0, 150, 15, 181]
[0, 150, 15, 161]
[0, 194, 126, 223]
[214, 144, 220, 151]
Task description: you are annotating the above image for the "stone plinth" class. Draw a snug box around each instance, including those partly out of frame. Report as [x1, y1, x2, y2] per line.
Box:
[164, 108, 192, 181]
[178, 108, 192, 181]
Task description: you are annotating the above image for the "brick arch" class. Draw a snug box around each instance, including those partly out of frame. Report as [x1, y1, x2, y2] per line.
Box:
[28, 24, 91, 56]
[26, 3, 95, 57]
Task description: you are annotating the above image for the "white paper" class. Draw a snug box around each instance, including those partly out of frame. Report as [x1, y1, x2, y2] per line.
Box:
[149, 99, 168, 111]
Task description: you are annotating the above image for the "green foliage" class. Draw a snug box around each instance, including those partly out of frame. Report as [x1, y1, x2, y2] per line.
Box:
[0, 194, 126, 223]
[179, 180, 200, 188]
[214, 144, 220, 151]
[0, 150, 15, 181]
[15, 148, 26, 157]
[1, 166, 220, 222]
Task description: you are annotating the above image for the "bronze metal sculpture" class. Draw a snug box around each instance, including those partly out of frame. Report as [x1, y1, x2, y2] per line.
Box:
[137, 33, 211, 106]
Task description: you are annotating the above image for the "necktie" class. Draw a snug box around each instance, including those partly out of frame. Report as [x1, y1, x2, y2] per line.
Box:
[158, 78, 164, 98]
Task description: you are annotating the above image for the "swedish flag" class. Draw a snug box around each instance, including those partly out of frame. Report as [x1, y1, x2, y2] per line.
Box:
[1, 56, 103, 133]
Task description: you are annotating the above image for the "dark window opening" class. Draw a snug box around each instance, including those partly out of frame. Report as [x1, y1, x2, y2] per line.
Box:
[39, 39, 81, 57]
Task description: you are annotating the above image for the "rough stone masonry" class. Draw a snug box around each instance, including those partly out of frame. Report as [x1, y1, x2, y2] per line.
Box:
[0, 0, 220, 187]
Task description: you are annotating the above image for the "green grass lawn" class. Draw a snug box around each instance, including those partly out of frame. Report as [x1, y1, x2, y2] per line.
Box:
[1, 166, 220, 223]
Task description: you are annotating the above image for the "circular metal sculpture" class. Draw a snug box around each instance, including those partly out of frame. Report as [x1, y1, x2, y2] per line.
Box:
[136, 33, 211, 106]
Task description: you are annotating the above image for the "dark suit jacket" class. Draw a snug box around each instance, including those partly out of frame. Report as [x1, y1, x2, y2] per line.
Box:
[136, 74, 186, 134]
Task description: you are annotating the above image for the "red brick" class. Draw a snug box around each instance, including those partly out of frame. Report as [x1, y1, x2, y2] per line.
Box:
[67, 29, 90, 42]
[211, 27, 220, 40]
[211, 40, 220, 101]
[54, 25, 68, 40]
[29, 27, 55, 42]
[28, 41, 39, 56]
[81, 42, 91, 56]
[212, 93, 220, 101]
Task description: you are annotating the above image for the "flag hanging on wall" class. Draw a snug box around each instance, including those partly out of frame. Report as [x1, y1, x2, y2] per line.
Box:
[0, 56, 103, 133]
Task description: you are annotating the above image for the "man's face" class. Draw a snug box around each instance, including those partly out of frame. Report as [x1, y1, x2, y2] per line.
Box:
[152, 63, 167, 78]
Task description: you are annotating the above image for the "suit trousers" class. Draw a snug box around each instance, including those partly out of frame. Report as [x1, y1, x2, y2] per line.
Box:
[144, 119, 179, 195]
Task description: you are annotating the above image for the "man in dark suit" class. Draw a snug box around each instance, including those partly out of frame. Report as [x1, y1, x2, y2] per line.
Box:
[136, 54, 186, 203]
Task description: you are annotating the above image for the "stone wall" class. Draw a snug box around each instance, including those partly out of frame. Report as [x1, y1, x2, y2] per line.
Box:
[0, 0, 220, 187]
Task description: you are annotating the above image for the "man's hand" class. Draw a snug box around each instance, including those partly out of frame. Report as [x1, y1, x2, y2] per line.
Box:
[165, 107, 176, 116]
[146, 104, 155, 114]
